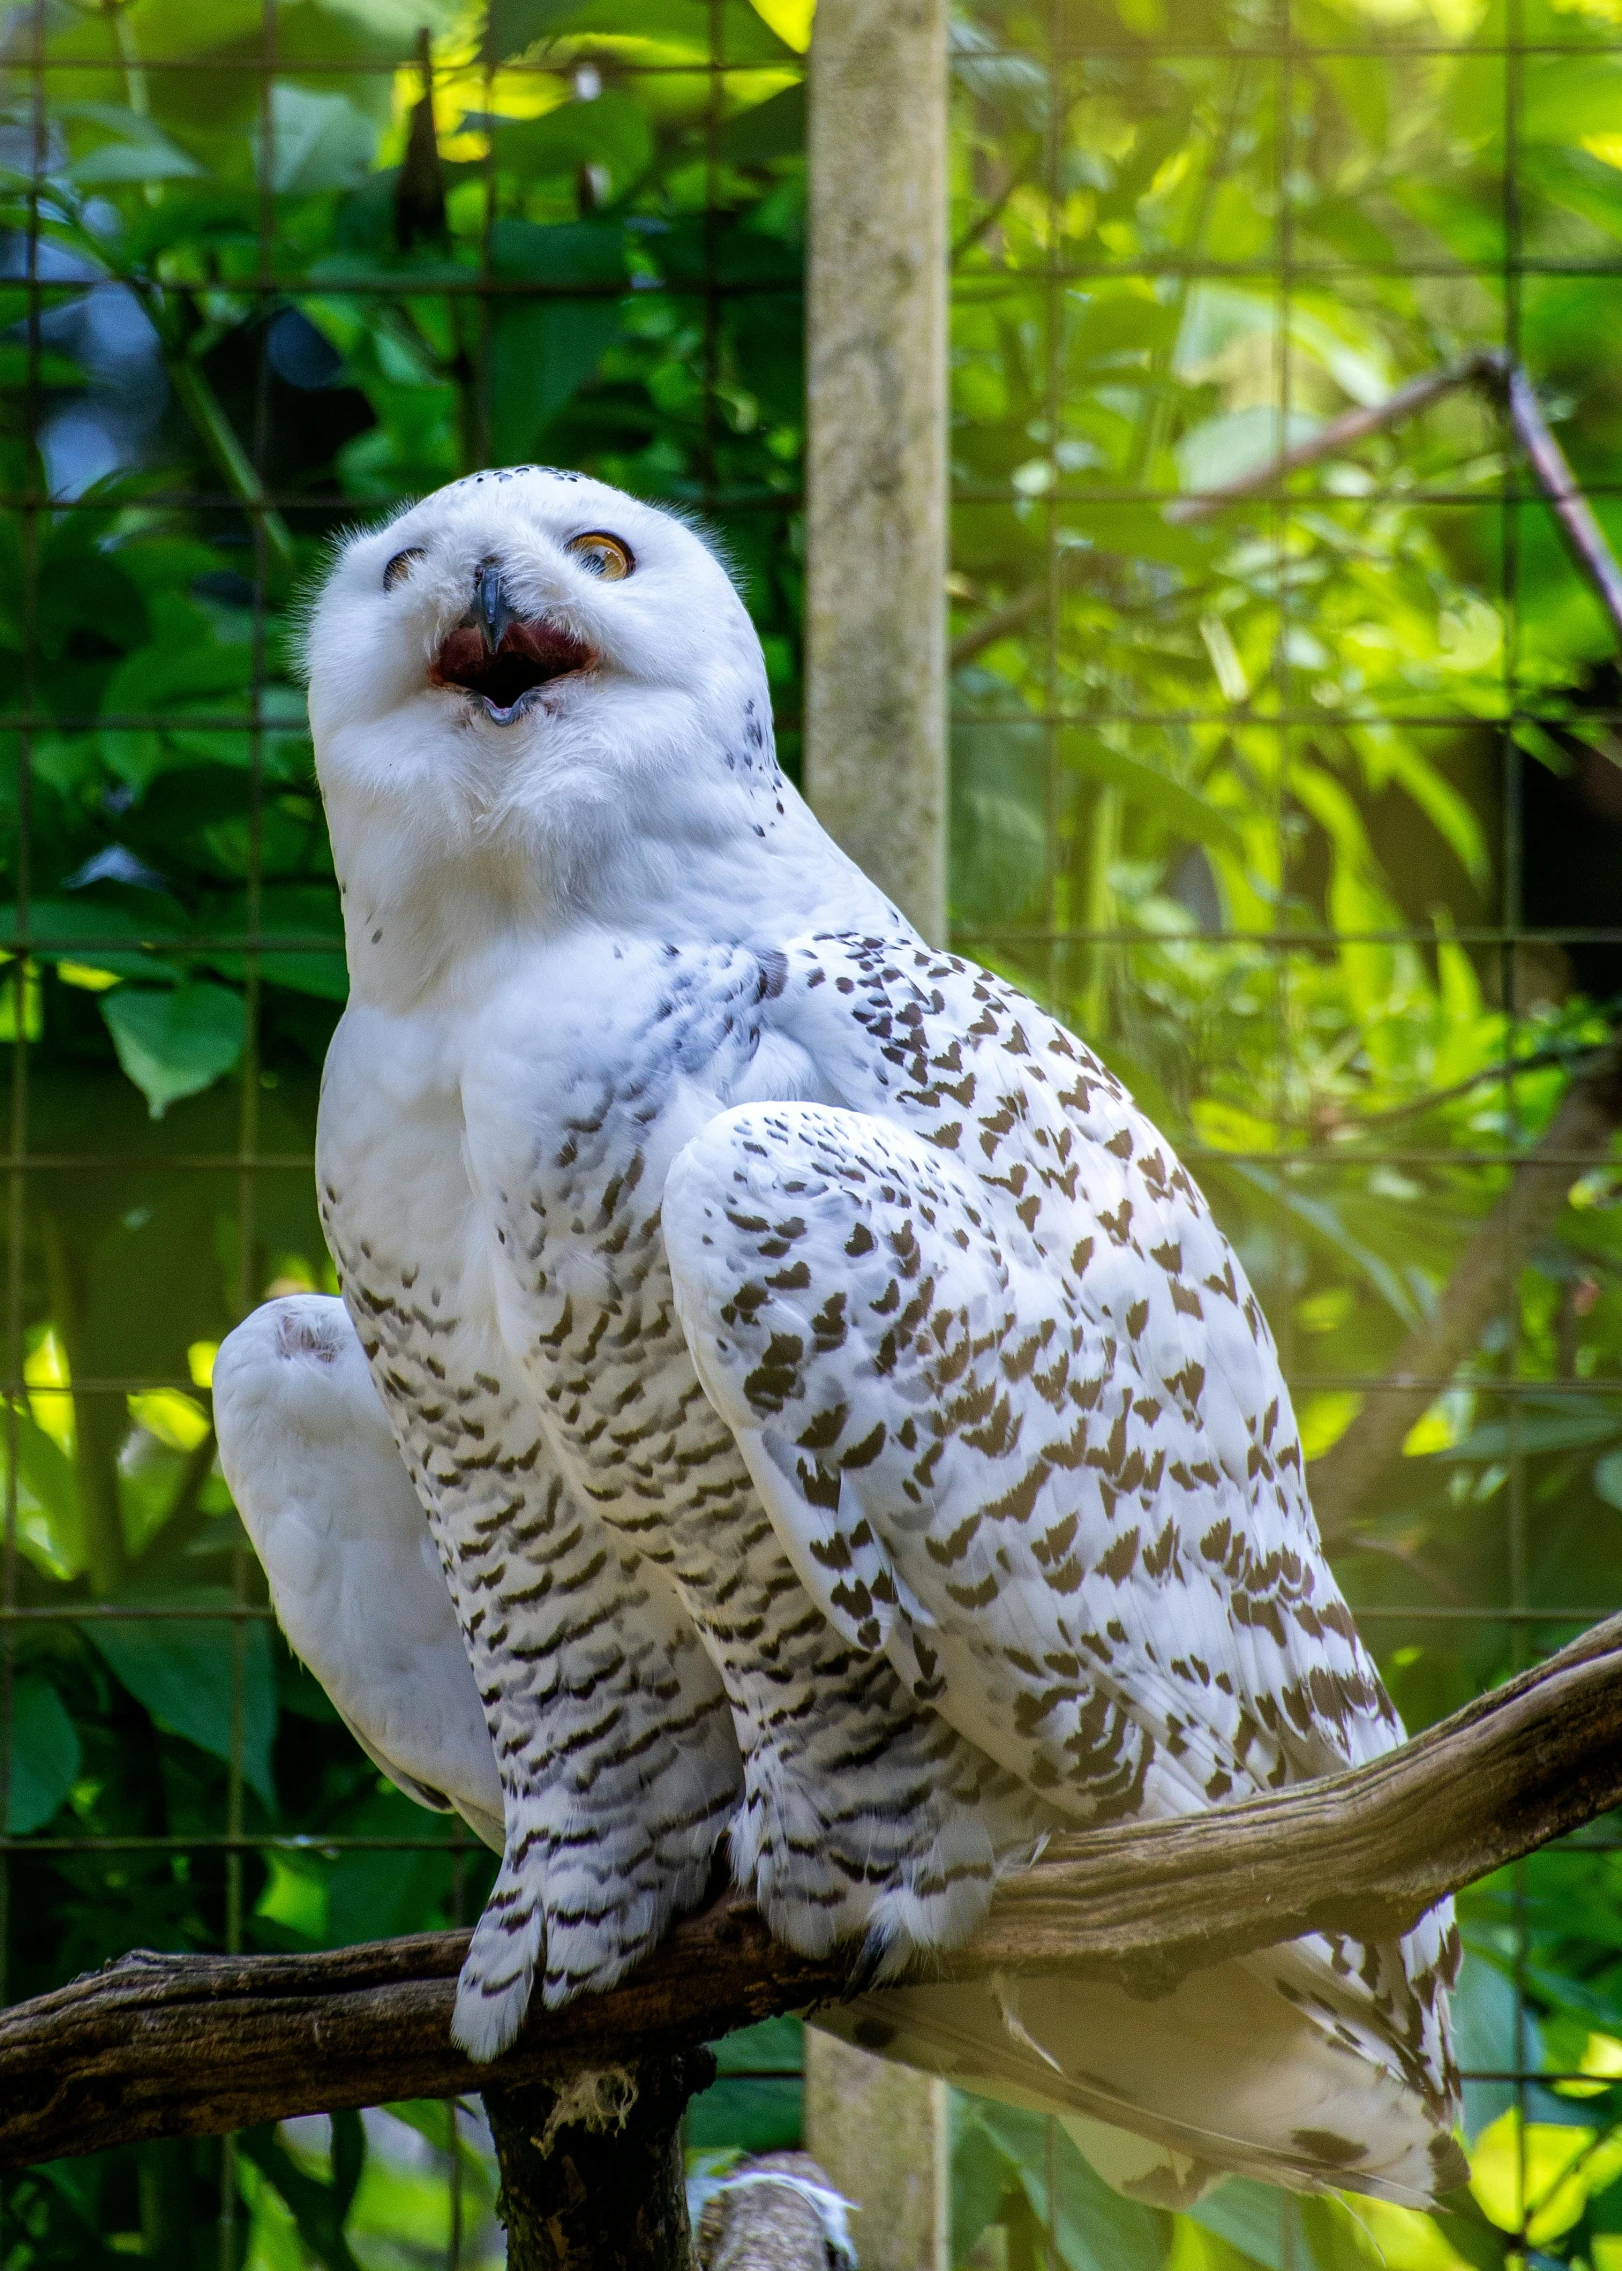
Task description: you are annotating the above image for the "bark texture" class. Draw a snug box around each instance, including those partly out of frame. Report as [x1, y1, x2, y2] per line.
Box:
[4, 1610, 1622, 2170]
[695, 2152, 848, 2271]
[483, 2051, 713, 2271]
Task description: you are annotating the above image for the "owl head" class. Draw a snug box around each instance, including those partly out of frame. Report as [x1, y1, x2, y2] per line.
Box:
[304, 468, 779, 923]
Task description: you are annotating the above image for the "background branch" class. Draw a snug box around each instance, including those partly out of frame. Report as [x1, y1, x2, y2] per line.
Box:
[1166, 348, 1622, 651]
[6, 1609, 1622, 2171]
[956, 350, 1622, 664]
[1311, 1048, 1622, 1538]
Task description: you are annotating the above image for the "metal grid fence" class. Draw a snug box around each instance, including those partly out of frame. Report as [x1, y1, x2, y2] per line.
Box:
[4, 0, 1622, 2262]
[947, 0, 1622, 2254]
[0, 1, 804, 2258]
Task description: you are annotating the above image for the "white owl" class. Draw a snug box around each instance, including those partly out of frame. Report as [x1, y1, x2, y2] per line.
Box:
[213, 467, 1463, 2208]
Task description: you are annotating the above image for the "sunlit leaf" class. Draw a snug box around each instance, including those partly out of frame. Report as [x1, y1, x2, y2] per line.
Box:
[260, 86, 378, 197]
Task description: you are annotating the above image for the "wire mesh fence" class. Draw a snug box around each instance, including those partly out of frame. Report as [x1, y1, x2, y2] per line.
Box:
[0, 0, 806, 2258]
[5, 0, 1622, 2263]
[948, 0, 1622, 2261]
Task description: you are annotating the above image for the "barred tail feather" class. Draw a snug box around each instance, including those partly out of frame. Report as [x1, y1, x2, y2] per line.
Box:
[453, 1852, 545, 2063]
[814, 1938, 1465, 2210]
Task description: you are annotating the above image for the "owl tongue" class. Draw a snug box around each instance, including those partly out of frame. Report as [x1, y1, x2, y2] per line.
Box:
[429, 619, 593, 719]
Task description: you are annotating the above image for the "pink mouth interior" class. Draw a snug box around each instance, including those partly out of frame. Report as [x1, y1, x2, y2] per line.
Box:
[430, 620, 593, 711]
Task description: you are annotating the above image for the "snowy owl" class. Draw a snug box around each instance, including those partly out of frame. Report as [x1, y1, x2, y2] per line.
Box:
[213, 466, 1463, 2207]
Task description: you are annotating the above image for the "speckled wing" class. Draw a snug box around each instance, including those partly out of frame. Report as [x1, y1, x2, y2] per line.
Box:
[662, 930, 1462, 2197]
[213, 1294, 505, 1851]
[664, 1094, 1373, 1824]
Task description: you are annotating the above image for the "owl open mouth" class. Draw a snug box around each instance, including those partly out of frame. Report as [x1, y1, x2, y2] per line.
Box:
[429, 620, 593, 724]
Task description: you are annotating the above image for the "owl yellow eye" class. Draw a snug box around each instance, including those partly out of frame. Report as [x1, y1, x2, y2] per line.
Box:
[565, 531, 633, 581]
[384, 546, 425, 591]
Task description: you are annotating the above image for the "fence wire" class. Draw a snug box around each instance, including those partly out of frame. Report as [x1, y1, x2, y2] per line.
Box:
[3, 0, 1621, 2265]
[949, 0, 1622, 2261]
[0, 1, 804, 2260]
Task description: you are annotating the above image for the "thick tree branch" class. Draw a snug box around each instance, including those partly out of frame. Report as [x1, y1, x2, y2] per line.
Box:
[5, 1611, 1622, 2170]
[1311, 1047, 1622, 1537]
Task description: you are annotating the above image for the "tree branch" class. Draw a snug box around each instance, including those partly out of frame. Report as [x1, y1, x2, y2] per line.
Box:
[1311, 1046, 1622, 1539]
[954, 350, 1622, 667]
[6, 1610, 1622, 2170]
[1162, 357, 1491, 526]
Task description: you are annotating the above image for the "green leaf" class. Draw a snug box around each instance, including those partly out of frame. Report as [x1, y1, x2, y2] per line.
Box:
[488, 219, 627, 458]
[1189, 2179, 1296, 2268]
[237, 2119, 365, 2271]
[1523, 57, 1622, 144]
[686, 2076, 802, 2151]
[0, 898, 167, 963]
[101, 981, 246, 1118]
[488, 0, 793, 66]
[1175, 406, 1321, 495]
[1061, 729, 1248, 858]
[951, 2099, 1019, 2263]
[719, 83, 805, 164]
[192, 884, 348, 1002]
[90, 1589, 277, 1807]
[72, 140, 205, 186]
[4, 1402, 85, 1581]
[60, 103, 204, 186]
[1220, 1163, 1426, 1329]
[260, 86, 378, 197]
[496, 93, 654, 190]
[6, 1674, 82, 1834]
[689, 2013, 805, 2148]
[100, 593, 253, 719]
[712, 2015, 804, 2074]
[951, 2098, 1169, 2271]
[324, 1783, 468, 1945]
[1450, 1407, 1622, 1461]
[491, 215, 627, 287]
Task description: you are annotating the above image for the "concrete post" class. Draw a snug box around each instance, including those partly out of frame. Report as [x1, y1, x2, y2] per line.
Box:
[800, 10, 955, 2262]
[803, 0, 950, 942]
[803, 2027, 952, 2271]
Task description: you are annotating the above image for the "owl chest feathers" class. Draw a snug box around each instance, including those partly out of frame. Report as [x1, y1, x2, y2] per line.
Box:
[322, 937, 819, 1572]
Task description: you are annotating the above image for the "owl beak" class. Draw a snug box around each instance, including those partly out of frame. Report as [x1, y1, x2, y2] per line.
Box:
[472, 560, 516, 655]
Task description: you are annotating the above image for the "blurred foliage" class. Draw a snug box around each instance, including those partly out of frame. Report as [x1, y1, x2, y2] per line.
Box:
[3, 0, 1622, 2260]
[0, 0, 807, 2256]
[945, 0, 1622, 2265]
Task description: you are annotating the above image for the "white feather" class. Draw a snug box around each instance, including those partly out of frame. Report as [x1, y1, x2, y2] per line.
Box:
[213, 1294, 504, 1848]
[271, 464, 1467, 2196]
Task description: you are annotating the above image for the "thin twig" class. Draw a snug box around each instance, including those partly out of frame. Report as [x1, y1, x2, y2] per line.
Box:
[950, 581, 1047, 667]
[1163, 355, 1497, 524]
[1501, 356, 1622, 647]
[1167, 349, 1622, 651]
[1307, 1035, 1616, 1135]
[952, 352, 1622, 677]
[1311, 1047, 1622, 1539]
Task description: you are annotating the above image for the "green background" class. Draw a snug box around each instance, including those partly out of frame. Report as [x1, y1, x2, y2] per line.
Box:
[3, 0, 1622, 2261]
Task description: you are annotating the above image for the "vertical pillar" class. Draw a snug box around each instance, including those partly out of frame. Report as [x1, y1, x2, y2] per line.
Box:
[804, 0, 950, 943]
[803, 2028, 951, 2271]
[802, 9, 954, 2260]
